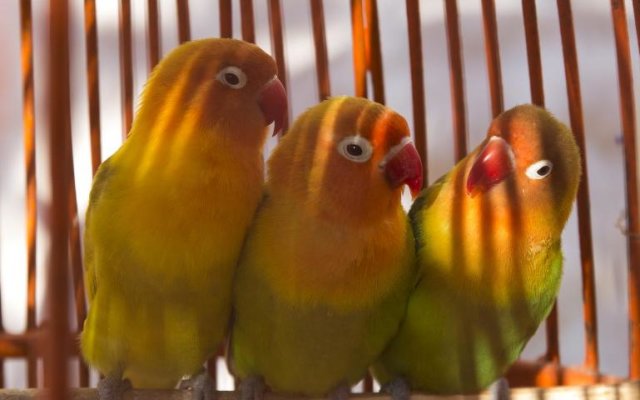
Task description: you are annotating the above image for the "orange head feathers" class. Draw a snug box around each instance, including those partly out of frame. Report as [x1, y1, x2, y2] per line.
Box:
[267, 96, 423, 226]
[133, 38, 287, 145]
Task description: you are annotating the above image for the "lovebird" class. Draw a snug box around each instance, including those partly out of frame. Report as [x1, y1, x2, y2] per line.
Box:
[372, 104, 581, 398]
[80, 38, 287, 400]
[229, 96, 423, 400]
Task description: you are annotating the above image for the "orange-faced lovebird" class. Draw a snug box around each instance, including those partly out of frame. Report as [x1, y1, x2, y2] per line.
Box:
[80, 38, 287, 400]
[229, 96, 422, 400]
[372, 104, 581, 399]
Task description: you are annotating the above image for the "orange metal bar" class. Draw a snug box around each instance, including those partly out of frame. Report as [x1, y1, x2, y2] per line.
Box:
[20, 0, 36, 387]
[148, 0, 161, 71]
[47, 0, 72, 397]
[240, 0, 255, 43]
[365, 0, 384, 104]
[506, 360, 620, 388]
[85, 0, 102, 175]
[219, 0, 232, 38]
[521, 0, 560, 365]
[480, 0, 503, 117]
[120, 0, 134, 138]
[444, 0, 467, 163]
[351, 0, 367, 98]
[177, 0, 191, 44]
[310, 0, 331, 101]
[610, 0, 640, 380]
[406, 0, 427, 185]
[557, 0, 599, 375]
[268, 0, 289, 132]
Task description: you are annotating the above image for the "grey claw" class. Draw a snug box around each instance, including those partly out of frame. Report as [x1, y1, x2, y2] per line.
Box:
[239, 375, 265, 400]
[180, 371, 215, 400]
[97, 375, 131, 400]
[381, 377, 410, 400]
[489, 377, 510, 400]
[329, 383, 350, 400]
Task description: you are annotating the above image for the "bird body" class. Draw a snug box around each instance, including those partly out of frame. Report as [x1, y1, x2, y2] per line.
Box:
[373, 104, 581, 394]
[230, 97, 423, 397]
[81, 38, 287, 391]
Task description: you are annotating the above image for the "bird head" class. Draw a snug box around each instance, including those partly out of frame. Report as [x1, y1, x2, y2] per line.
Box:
[268, 96, 423, 225]
[135, 38, 287, 150]
[465, 104, 581, 228]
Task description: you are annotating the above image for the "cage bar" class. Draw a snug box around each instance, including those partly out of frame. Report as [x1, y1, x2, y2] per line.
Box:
[84, 0, 102, 174]
[177, 0, 191, 44]
[521, 0, 561, 365]
[219, 0, 233, 38]
[556, 0, 600, 375]
[46, 0, 72, 397]
[119, 0, 134, 138]
[267, 0, 289, 132]
[364, 0, 384, 105]
[480, 0, 503, 117]
[147, 0, 160, 71]
[405, 0, 427, 184]
[610, 0, 640, 381]
[310, 0, 331, 101]
[240, 0, 255, 43]
[20, 0, 37, 388]
[351, 0, 367, 98]
[444, 0, 467, 163]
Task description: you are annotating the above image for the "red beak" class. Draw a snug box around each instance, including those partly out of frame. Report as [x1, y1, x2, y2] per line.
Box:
[382, 138, 424, 198]
[466, 136, 515, 196]
[257, 77, 288, 136]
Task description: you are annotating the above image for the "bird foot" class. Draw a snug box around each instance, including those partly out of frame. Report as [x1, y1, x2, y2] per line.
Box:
[329, 383, 350, 400]
[488, 377, 510, 400]
[179, 370, 215, 400]
[238, 375, 265, 400]
[97, 375, 131, 400]
[381, 377, 410, 400]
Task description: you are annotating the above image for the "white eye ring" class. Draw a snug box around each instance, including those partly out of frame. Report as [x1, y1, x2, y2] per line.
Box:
[337, 135, 373, 163]
[525, 160, 553, 180]
[216, 66, 247, 89]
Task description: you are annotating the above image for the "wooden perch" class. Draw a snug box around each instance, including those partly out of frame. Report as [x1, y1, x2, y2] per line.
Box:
[0, 382, 639, 400]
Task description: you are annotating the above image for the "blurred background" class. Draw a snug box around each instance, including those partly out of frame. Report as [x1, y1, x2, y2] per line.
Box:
[0, 0, 638, 389]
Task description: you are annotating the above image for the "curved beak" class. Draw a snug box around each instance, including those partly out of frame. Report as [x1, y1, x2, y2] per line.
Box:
[466, 136, 515, 197]
[257, 76, 288, 136]
[381, 137, 424, 198]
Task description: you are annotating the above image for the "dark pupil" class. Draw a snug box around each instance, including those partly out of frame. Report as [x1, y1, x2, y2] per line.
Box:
[537, 165, 551, 176]
[346, 144, 363, 156]
[225, 73, 240, 85]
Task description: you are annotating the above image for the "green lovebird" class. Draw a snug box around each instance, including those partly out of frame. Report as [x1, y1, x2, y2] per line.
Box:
[373, 104, 581, 397]
[229, 96, 423, 400]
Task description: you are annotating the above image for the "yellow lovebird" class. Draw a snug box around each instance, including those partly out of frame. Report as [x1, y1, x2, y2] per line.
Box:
[373, 105, 581, 399]
[80, 38, 287, 400]
[229, 96, 423, 400]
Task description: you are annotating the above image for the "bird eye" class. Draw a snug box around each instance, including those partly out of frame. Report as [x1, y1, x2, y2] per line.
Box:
[337, 135, 373, 163]
[525, 160, 553, 180]
[216, 66, 247, 89]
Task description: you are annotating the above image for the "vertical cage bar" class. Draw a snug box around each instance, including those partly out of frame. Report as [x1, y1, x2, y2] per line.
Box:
[120, 0, 134, 138]
[351, 0, 367, 98]
[268, 0, 289, 132]
[148, 0, 160, 70]
[610, 0, 640, 380]
[310, 0, 331, 100]
[557, 0, 599, 374]
[47, 0, 72, 396]
[406, 0, 427, 185]
[85, 0, 102, 175]
[365, 0, 384, 104]
[480, 0, 503, 117]
[177, 0, 191, 44]
[444, 0, 467, 162]
[219, 0, 232, 38]
[522, 0, 561, 365]
[240, 0, 255, 43]
[20, 0, 37, 388]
